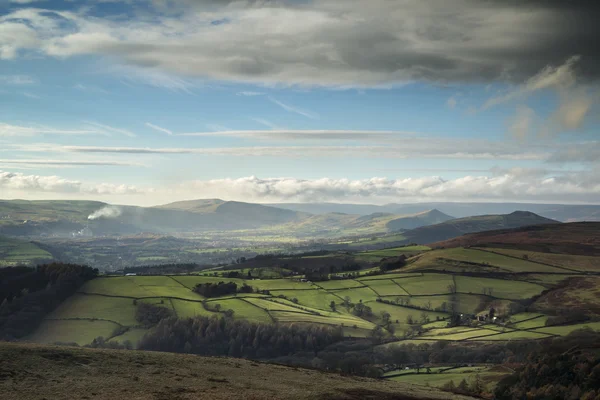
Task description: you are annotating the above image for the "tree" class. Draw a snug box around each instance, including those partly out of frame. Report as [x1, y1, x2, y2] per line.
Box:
[343, 296, 351, 309]
[406, 315, 414, 324]
[381, 311, 391, 325]
[329, 301, 336, 312]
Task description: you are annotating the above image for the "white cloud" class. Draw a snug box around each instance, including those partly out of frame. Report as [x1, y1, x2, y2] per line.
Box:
[0, 75, 36, 85]
[0, 122, 98, 137]
[83, 121, 137, 137]
[44, 140, 548, 161]
[250, 118, 280, 130]
[3, 169, 599, 204]
[0, 159, 143, 167]
[237, 91, 265, 96]
[23, 92, 41, 99]
[74, 83, 109, 94]
[484, 56, 581, 109]
[446, 96, 457, 109]
[0, 170, 143, 195]
[145, 122, 173, 135]
[178, 129, 413, 140]
[269, 97, 319, 119]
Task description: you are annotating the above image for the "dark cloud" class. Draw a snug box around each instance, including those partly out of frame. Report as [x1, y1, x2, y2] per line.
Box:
[3, 0, 600, 85]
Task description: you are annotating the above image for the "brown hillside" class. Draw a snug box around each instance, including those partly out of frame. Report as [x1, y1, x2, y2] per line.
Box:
[0, 342, 475, 400]
[430, 222, 600, 256]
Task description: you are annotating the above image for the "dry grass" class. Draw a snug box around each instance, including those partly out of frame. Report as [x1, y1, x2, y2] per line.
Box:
[0, 342, 476, 400]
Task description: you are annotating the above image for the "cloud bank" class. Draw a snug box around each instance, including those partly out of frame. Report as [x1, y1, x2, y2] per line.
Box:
[2, 170, 599, 205]
[2, 1, 600, 87]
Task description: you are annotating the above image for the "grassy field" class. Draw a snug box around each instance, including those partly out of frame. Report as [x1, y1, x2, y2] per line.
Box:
[27, 319, 120, 346]
[270, 289, 341, 310]
[364, 279, 410, 296]
[532, 321, 600, 336]
[421, 328, 500, 341]
[469, 330, 553, 341]
[454, 275, 545, 299]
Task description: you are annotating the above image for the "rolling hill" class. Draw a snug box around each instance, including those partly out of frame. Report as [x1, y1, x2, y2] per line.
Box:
[431, 221, 600, 256]
[0, 342, 474, 400]
[0, 199, 310, 237]
[400, 211, 558, 245]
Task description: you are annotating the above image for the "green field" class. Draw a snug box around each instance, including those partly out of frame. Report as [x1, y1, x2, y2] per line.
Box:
[0, 236, 54, 267]
[454, 275, 545, 299]
[316, 279, 365, 290]
[206, 298, 273, 323]
[469, 330, 553, 341]
[270, 289, 340, 311]
[171, 299, 215, 318]
[364, 279, 410, 296]
[27, 319, 120, 346]
[394, 274, 455, 296]
[421, 328, 500, 341]
[47, 294, 138, 326]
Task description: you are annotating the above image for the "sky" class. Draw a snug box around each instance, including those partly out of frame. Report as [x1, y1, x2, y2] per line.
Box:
[1, 0, 599, 206]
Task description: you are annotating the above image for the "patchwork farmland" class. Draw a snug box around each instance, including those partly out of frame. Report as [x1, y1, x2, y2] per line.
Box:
[26, 244, 600, 348]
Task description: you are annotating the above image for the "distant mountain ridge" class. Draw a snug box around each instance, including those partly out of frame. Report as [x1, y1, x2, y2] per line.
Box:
[266, 201, 600, 222]
[0, 198, 573, 239]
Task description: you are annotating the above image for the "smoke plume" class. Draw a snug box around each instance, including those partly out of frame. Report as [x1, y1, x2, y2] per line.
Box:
[88, 206, 122, 220]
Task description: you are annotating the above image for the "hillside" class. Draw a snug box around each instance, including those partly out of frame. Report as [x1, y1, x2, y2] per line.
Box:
[0, 236, 54, 267]
[0, 342, 474, 400]
[431, 221, 600, 256]
[401, 211, 558, 245]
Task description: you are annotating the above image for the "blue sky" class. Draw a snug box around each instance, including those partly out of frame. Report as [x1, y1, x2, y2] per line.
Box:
[1, 0, 598, 205]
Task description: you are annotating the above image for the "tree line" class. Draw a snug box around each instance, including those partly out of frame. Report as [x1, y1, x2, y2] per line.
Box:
[138, 315, 344, 359]
[193, 281, 254, 298]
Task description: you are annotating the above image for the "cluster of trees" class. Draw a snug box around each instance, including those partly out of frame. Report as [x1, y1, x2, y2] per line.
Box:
[0, 263, 98, 339]
[494, 329, 600, 399]
[139, 315, 344, 359]
[379, 255, 407, 272]
[135, 302, 174, 328]
[193, 281, 254, 298]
